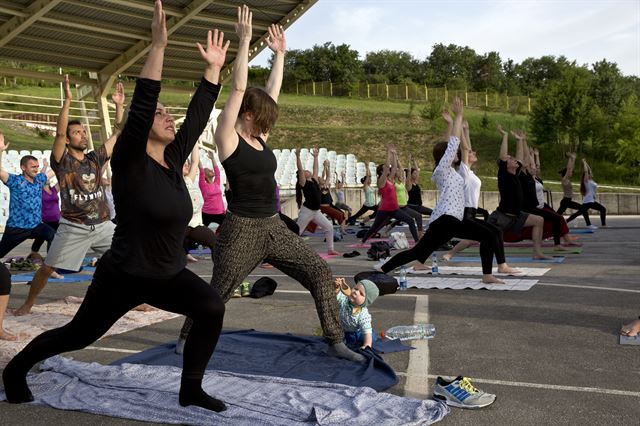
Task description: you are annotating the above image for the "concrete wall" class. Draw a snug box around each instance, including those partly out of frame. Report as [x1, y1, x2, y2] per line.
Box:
[281, 189, 640, 217]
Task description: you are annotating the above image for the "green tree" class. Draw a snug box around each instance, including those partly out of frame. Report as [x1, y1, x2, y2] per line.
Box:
[590, 60, 624, 115]
[472, 51, 505, 92]
[363, 50, 419, 84]
[426, 43, 478, 89]
[613, 95, 640, 175]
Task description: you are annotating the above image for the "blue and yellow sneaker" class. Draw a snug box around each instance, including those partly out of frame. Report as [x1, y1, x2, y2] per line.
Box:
[433, 376, 496, 409]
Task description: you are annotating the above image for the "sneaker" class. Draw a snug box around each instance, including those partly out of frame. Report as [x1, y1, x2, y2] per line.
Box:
[232, 287, 242, 298]
[240, 281, 251, 297]
[587, 225, 598, 230]
[373, 257, 390, 272]
[433, 376, 496, 409]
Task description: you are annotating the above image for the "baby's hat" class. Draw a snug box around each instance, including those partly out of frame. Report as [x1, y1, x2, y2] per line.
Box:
[359, 279, 379, 307]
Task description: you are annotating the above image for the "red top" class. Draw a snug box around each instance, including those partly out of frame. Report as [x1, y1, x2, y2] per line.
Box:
[378, 180, 399, 211]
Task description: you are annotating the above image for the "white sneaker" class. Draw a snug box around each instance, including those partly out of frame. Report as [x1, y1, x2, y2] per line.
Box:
[373, 257, 390, 272]
[588, 225, 598, 230]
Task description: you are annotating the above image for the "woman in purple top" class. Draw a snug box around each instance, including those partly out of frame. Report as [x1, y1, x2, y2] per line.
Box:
[30, 177, 60, 255]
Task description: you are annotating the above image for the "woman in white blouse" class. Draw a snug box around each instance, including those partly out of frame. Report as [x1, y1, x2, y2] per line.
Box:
[378, 98, 504, 284]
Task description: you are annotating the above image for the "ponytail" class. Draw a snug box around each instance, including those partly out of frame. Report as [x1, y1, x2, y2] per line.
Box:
[580, 171, 587, 196]
[296, 183, 303, 209]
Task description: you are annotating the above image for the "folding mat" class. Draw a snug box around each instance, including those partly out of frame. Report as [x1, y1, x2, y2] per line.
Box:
[408, 265, 550, 276]
[0, 356, 449, 425]
[401, 276, 539, 291]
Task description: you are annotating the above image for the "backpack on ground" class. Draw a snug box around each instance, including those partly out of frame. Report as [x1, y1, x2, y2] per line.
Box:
[354, 271, 398, 295]
[367, 241, 392, 260]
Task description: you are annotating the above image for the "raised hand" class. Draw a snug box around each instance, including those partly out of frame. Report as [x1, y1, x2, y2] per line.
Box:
[452, 97, 463, 116]
[235, 5, 252, 43]
[151, 0, 167, 48]
[111, 82, 125, 106]
[462, 120, 469, 131]
[43, 159, 49, 169]
[442, 109, 453, 125]
[311, 146, 319, 157]
[197, 29, 230, 68]
[511, 129, 524, 140]
[497, 124, 507, 135]
[0, 133, 7, 151]
[266, 24, 286, 54]
[63, 74, 72, 101]
[568, 152, 576, 159]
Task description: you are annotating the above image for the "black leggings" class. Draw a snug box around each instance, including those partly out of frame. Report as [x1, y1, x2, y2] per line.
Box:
[348, 204, 377, 224]
[556, 197, 584, 216]
[567, 202, 606, 226]
[31, 221, 60, 253]
[0, 262, 11, 296]
[363, 209, 419, 243]
[407, 204, 433, 216]
[381, 214, 496, 275]
[279, 212, 300, 234]
[0, 223, 56, 258]
[476, 207, 489, 221]
[3, 251, 225, 382]
[202, 212, 226, 227]
[184, 225, 216, 261]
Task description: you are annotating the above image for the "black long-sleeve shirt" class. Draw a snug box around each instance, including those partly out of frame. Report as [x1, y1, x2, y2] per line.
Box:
[109, 77, 220, 278]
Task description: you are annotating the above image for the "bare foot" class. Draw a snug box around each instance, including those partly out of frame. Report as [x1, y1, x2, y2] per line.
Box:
[327, 250, 340, 256]
[0, 329, 18, 341]
[51, 271, 65, 279]
[533, 253, 553, 260]
[482, 275, 505, 284]
[186, 254, 199, 263]
[132, 304, 155, 312]
[442, 253, 452, 262]
[412, 263, 429, 270]
[12, 304, 32, 316]
[497, 265, 521, 275]
[620, 319, 640, 337]
[554, 245, 567, 252]
[64, 296, 84, 304]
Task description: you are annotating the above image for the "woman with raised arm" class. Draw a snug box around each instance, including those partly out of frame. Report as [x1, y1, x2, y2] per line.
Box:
[199, 148, 226, 227]
[566, 159, 607, 228]
[183, 143, 216, 263]
[177, 5, 365, 363]
[347, 161, 377, 225]
[333, 171, 352, 218]
[295, 148, 339, 255]
[361, 145, 420, 243]
[3, 1, 228, 412]
[406, 154, 433, 218]
[394, 153, 423, 235]
[556, 152, 586, 219]
[318, 159, 348, 233]
[378, 100, 504, 284]
[442, 121, 519, 274]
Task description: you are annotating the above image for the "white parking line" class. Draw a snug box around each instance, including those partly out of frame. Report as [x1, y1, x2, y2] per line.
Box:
[538, 283, 640, 293]
[85, 346, 139, 354]
[404, 295, 430, 399]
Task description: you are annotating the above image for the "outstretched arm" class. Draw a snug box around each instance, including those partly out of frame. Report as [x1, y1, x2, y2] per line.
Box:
[102, 82, 125, 158]
[215, 5, 251, 161]
[377, 147, 391, 188]
[582, 158, 592, 179]
[442, 109, 453, 140]
[497, 125, 509, 161]
[295, 148, 305, 187]
[186, 143, 200, 182]
[41, 158, 55, 180]
[311, 146, 319, 180]
[389, 146, 398, 183]
[460, 120, 471, 165]
[563, 152, 576, 179]
[0, 133, 9, 184]
[265, 24, 286, 103]
[52, 74, 72, 164]
[512, 129, 525, 164]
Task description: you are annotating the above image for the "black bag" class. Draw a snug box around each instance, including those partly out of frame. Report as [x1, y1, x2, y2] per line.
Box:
[367, 241, 392, 260]
[356, 228, 370, 239]
[249, 277, 278, 298]
[354, 271, 398, 295]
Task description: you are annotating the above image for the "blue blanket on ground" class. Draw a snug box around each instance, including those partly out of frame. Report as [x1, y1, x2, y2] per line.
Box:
[113, 330, 399, 392]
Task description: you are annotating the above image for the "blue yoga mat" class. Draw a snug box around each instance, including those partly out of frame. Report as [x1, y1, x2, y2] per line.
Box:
[569, 228, 595, 234]
[113, 329, 399, 391]
[451, 256, 565, 263]
[11, 274, 93, 283]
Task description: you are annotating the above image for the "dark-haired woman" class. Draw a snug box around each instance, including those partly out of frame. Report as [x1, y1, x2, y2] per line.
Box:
[4, 1, 227, 411]
[361, 146, 419, 243]
[177, 5, 365, 363]
[556, 152, 584, 219]
[566, 159, 607, 227]
[346, 165, 377, 225]
[406, 154, 433, 218]
[296, 148, 339, 255]
[378, 99, 504, 284]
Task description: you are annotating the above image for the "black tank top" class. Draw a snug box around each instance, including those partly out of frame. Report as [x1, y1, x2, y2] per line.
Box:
[301, 178, 322, 210]
[222, 135, 277, 218]
[320, 187, 333, 205]
[408, 183, 422, 205]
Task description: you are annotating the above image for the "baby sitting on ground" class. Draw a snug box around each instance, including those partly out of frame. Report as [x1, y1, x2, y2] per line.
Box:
[334, 277, 379, 349]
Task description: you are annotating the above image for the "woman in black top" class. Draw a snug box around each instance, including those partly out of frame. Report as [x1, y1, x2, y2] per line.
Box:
[178, 5, 364, 363]
[3, 2, 228, 412]
[406, 154, 433, 217]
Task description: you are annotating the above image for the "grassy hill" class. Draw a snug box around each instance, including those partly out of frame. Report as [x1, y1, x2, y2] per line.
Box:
[1, 84, 638, 193]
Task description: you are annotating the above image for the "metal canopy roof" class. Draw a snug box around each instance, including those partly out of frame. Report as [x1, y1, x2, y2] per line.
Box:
[0, 0, 317, 94]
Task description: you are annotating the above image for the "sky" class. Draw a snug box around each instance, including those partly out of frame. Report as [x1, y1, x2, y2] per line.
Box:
[252, 0, 640, 77]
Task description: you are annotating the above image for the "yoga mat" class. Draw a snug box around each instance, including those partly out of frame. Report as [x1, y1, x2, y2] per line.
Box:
[189, 248, 212, 255]
[471, 242, 583, 248]
[374, 338, 415, 353]
[318, 252, 339, 260]
[463, 247, 582, 255]
[619, 335, 640, 345]
[113, 330, 399, 392]
[10, 274, 92, 283]
[448, 256, 565, 264]
[408, 266, 550, 277]
[569, 228, 595, 234]
[402, 276, 539, 291]
[0, 356, 449, 426]
[0, 298, 179, 368]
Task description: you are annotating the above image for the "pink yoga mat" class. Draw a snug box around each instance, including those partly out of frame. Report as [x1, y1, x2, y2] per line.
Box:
[472, 242, 583, 248]
[318, 253, 340, 260]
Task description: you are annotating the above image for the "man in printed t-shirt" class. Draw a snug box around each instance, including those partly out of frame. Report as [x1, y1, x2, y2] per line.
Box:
[13, 76, 125, 316]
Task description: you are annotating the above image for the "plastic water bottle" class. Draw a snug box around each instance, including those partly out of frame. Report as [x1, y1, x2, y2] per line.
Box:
[381, 324, 436, 341]
[399, 265, 407, 291]
[431, 254, 439, 274]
